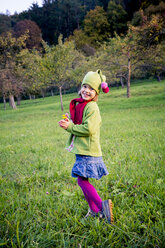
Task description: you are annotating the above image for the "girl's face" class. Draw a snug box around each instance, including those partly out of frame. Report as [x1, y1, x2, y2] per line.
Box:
[81, 84, 96, 101]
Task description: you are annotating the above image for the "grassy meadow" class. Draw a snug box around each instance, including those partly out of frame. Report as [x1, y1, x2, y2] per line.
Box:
[0, 79, 165, 247]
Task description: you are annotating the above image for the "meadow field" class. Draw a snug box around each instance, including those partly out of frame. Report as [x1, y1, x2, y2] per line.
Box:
[0, 80, 165, 247]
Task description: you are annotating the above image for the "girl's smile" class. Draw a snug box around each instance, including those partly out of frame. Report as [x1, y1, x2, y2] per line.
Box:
[81, 84, 96, 101]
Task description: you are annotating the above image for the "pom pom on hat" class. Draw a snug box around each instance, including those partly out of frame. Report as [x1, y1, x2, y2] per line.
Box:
[101, 82, 109, 93]
[98, 69, 109, 94]
[101, 82, 107, 89]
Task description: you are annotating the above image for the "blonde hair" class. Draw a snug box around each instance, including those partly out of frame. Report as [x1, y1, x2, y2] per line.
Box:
[93, 94, 98, 102]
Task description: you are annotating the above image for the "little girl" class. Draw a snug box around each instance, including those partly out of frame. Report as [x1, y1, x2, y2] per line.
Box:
[58, 69, 114, 224]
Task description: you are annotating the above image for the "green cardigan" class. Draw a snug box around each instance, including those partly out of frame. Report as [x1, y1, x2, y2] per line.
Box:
[66, 101, 102, 157]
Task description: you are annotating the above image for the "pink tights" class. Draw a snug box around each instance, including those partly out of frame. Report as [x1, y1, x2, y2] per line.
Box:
[77, 176, 102, 213]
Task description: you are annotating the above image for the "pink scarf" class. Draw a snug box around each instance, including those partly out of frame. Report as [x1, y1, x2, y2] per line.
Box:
[70, 98, 91, 124]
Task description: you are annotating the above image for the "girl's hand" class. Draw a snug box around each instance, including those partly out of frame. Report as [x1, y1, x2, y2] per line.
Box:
[58, 118, 70, 130]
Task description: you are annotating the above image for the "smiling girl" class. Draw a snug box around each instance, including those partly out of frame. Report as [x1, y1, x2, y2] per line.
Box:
[58, 70, 114, 224]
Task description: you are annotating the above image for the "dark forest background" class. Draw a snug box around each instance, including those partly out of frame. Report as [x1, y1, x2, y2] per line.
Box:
[0, 0, 163, 46]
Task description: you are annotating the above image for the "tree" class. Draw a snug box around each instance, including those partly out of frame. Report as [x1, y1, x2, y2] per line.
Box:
[137, 12, 165, 47]
[13, 19, 42, 50]
[0, 62, 25, 109]
[0, 14, 11, 34]
[84, 6, 110, 48]
[144, 1, 165, 17]
[44, 36, 82, 111]
[96, 9, 165, 97]
[69, 56, 93, 87]
[16, 37, 84, 109]
[96, 28, 150, 97]
[134, 42, 165, 81]
[141, 0, 163, 9]
[69, 29, 96, 56]
[57, 0, 82, 38]
[0, 32, 27, 109]
[129, 12, 165, 81]
[69, 29, 87, 50]
[131, 10, 144, 27]
[98, 0, 111, 10]
[107, 0, 128, 36]
[20, 0, 83, 45]
[16, 49, 46, 99]
[123, 0, 141, 20]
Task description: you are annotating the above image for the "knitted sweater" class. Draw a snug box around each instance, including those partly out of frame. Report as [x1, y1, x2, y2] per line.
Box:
[66, 101, 102, 157]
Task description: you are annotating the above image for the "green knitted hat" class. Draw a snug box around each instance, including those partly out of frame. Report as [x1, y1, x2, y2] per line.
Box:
[81, 69, 107, 94]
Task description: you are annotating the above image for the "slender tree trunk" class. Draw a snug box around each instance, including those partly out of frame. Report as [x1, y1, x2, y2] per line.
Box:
[41, 89, 45, 98]
[59, 86, 64, 111]
[120, 77, 124, 88]
[17, 96, 21, 106]
[127, 58, 131, 98]
[77, 17, 80, 30]
[9, 94, 17, 109]
[3, 96, 6, 110]
[51, 89, 54, 96]
[29, 94, 32, 100]
[156, 72, 161, 82]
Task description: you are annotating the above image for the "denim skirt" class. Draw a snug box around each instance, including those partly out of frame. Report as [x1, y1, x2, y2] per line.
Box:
[71, 154, 109, 180]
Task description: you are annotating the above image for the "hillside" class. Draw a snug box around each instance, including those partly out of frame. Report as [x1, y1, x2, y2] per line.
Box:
[0, 79, 165, 247]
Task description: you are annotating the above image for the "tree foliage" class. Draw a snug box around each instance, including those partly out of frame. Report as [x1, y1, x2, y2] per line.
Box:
[93, 17, 165, 98]
[107, 0, 128, 36]
[1, 0, 161, 47]
[0, 31, 28, 108]
[17, 48, 49, 97]
[16, 36, 83, 110]
[144, 1, 165, 16]
[42, 36, 82, 110]
[84, 6, 110, 48]
[130, 11, 165, 47]
[0, 14, 11, 34]
[141, 0, 163, 9]
[13, 19, 42, 50]
[12, 0, 141, 45]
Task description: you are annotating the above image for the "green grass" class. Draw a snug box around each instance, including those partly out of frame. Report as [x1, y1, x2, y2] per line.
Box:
[0, 79, 165, 247]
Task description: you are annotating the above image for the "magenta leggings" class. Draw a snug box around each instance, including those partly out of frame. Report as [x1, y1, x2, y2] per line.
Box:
[77, 176, 102, 213]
